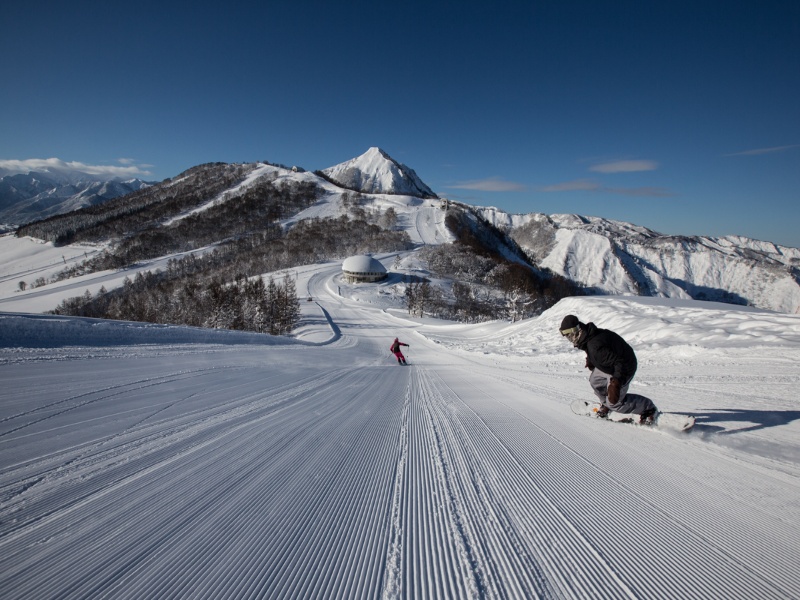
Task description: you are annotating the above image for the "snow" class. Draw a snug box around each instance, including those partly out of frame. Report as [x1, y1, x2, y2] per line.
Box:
[0, 235, 103, 286]
[323, 147, 435, 198]
[0, 234, 222, 314]
[2, 252, 800, 598]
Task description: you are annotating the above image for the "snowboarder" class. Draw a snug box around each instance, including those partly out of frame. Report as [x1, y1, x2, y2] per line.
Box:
[390, 337, 409, 365]
[559, 314, 658, 424]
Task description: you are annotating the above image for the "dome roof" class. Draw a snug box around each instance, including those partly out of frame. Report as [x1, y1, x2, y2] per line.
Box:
[342, 255, 386, 274]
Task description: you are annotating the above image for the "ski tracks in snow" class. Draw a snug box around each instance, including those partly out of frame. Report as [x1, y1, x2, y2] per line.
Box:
[439, 366, 799, 599]
[379, 362, 800, 599]
[383, 365, 629, 598]
[1, 346, 799, 598]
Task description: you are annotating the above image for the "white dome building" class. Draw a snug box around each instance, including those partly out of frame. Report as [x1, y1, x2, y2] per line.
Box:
[342, 255, 388, 284]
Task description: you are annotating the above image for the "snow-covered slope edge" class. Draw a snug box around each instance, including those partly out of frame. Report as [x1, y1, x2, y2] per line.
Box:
[420, 294, 800, 359]
[0, 312, 307, 349]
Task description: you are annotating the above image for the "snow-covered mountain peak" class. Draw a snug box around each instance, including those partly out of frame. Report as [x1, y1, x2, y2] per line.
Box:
[322, 147, 437, 198]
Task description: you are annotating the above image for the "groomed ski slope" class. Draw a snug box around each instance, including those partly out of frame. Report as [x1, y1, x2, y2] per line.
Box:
[1, 261, 799, 599]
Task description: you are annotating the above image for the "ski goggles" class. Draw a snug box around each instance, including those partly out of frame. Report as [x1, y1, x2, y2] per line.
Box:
[560, 325, 580, 337]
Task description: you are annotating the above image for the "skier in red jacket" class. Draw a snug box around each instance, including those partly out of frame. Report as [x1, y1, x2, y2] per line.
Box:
[390, 338, 409, 365]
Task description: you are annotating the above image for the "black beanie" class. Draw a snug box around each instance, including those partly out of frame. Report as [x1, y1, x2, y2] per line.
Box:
[560, 315, 580, 331]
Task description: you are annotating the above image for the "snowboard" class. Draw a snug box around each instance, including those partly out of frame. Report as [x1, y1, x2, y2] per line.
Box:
[570, 399, 695, 433]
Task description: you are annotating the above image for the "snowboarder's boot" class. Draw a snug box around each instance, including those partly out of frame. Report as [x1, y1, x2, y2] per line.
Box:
[595, 405, 609, 419]
[639, 408, 658, 426]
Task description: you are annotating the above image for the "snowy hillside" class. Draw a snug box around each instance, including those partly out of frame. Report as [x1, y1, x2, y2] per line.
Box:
[322, 147, 437, 198]
[478, 208, 800, 314]
[1, 260, 799, 598]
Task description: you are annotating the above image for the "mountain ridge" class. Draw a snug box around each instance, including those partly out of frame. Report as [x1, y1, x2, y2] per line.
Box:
[6, 148, 800, 314]
[475, 208, 800, 313]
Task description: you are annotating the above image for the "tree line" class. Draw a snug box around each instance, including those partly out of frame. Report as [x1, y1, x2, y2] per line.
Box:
[55, 271, 300, 335]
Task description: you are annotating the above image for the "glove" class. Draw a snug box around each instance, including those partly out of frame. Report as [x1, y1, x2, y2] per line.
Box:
[607, 377, 621, 405]
[585, 358, 594, 371]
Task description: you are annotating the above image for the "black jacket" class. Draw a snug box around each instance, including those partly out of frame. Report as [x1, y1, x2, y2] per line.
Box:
[577, 322, 637, 383]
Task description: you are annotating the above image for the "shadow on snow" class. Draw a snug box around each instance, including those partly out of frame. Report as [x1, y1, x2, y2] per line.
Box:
[687, 409, 800, 435]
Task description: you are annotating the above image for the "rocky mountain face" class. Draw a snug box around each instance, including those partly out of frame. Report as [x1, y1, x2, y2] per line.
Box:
[477, 209, 800, 314]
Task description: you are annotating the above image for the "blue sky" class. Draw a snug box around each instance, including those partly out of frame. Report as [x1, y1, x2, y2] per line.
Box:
[2, 1, 798, 247]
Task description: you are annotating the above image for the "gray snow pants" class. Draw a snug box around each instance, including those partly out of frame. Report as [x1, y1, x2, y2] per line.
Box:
[589, 368, 655, 415]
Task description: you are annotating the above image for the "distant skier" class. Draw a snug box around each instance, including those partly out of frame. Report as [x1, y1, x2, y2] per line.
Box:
[559, 315, 657, 424]
[390, 338, 409, 365]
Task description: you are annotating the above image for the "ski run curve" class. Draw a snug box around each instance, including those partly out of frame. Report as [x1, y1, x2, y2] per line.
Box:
[1, 262, 799, 599]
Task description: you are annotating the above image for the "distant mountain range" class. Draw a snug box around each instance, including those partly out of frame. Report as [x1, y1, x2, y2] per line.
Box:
[7, 147, 800, 313]
[477, 210, 800, 314]
[0, 167, 152, 229]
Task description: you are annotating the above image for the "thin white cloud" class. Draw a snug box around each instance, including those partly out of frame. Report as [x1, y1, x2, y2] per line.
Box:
[724, 144, 800, 156]
[539, 179, 673, 197]
[590, 160, 659, 173]
[0, 158, 153, 178]
[539, 179, 601, 192]
[605, 186, 674, 198]
[446, 177, 527, 192]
